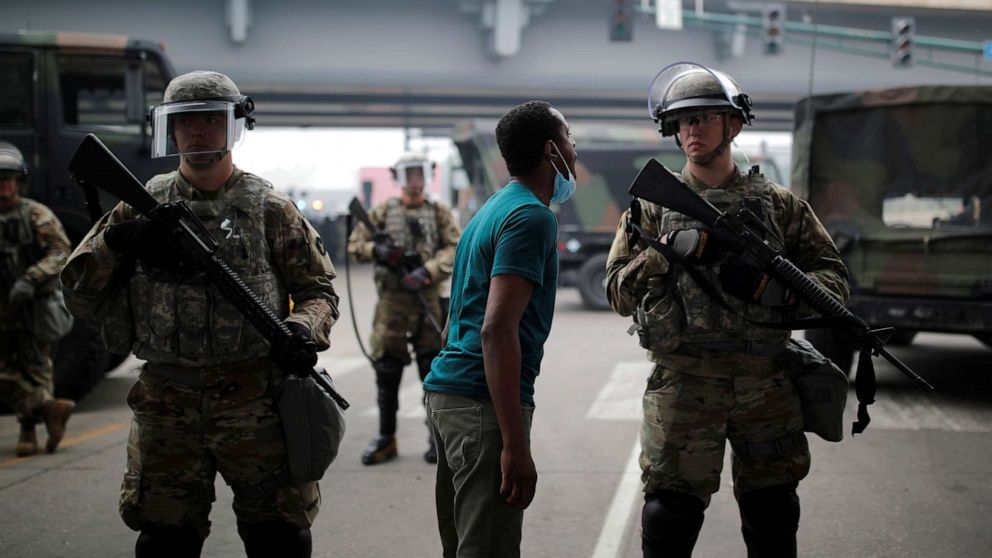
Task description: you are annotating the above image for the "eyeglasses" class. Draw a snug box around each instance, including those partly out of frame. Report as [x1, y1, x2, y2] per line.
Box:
[674, 112, 725, 130]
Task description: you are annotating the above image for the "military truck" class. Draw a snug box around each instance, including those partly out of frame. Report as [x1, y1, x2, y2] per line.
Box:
[1, 31, 176, 398]
[792, 85, 992, 373]
[452, 119, 783, 309]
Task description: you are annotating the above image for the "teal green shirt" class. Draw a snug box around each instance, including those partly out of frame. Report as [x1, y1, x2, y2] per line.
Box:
[424, 182, 559, 405]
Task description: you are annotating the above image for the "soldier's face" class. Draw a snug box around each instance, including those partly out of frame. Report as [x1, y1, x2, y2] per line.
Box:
[172, 112, 228, 167]
[0, 172, 21, 209]
[402, 167, 426, 201]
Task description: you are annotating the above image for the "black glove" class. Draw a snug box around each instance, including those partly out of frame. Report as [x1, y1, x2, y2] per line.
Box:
[104, 219, 189, 274]
[272, 321, 318, 375]
[401, 266, 432, 291]
[373, 235, 403, 268]
[719, 259, 796, 307]
[663, 228, 720, 265]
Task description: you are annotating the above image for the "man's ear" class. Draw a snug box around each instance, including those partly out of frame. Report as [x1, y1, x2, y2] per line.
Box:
[545, 140, 556, 160]
[729, 115, 744, 138]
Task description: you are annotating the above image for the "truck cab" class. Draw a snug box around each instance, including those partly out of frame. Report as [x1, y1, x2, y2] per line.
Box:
[0, 31, 176, 398]
[793, 85, 992, 372]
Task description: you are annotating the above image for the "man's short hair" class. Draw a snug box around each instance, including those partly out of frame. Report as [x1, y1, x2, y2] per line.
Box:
[495, 100, 563, 177]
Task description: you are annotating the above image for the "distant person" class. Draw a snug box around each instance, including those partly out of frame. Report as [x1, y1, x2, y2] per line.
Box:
[347, 153, 461, 465]
[0, 140, 75, 457]
[606, 62, 849, 558]
[61, 71, 338, 557]
[423, 100, 575, 556]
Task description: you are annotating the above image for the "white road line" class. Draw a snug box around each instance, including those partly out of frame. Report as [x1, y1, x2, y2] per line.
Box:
[591, 436, 643, 558]
[586, 361, 652, 421]
[861, 391, 992, 432]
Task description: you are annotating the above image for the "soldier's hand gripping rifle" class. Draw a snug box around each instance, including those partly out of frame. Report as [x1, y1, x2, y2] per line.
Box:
[68, 133, 349, 410]
[627, 159, 934, 433]
[347, 197, 442, 334]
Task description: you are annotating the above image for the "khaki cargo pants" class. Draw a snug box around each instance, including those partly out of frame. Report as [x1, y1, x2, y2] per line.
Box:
[640, 364, 810, 504]
[120, 362, 319, 539]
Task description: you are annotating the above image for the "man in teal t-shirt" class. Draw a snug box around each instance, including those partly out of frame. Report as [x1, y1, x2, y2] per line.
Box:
[424, 100, 577, 557]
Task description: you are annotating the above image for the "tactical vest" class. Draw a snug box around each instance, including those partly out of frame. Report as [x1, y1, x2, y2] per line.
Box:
[127, 172, 288, 365]
[657, 170, 790, 350]
[0, 201, 52, 293]
[374, 198, 441, 292]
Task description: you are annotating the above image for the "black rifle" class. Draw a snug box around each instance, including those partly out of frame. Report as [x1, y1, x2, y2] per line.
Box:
[68, 133, 349, 410]
[348, 197, 442, 334]
[627, 158, 934, 433]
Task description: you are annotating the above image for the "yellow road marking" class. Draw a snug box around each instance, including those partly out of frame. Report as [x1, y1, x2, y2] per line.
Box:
[0, 421, 128, 469]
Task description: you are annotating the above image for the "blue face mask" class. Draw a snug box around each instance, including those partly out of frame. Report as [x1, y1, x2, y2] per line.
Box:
[549, 142, 576, 204]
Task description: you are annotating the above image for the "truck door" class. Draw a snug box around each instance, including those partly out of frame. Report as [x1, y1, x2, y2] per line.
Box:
[48, 50, 169, 243]
[0, 49, 39, 194]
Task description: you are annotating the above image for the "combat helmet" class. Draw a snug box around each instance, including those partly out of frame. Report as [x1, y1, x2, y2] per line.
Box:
[148, 70, 255, 158]
[391, 152, 435, 187]
[0, 141, 28, 176]
[647, 62, 754, 137]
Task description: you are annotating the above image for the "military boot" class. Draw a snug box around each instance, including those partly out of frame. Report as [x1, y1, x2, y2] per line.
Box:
[41, 398, 75, 453]
[424, 434, 438, 464]
[15, 423, 38, 457]
[361, 434, 397, 465]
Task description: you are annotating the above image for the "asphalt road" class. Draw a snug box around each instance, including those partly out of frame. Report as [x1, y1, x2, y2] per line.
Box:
[1, 264, 990, 557]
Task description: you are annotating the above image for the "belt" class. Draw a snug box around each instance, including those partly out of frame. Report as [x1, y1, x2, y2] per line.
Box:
[144, 357, 272, 387]
[689, 340, 785, 357]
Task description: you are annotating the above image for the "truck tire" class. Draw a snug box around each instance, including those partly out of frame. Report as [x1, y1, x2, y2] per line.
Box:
[577, 253, 610, 311]
[53, 318, 114, 401]
[805, 328, 855, 375]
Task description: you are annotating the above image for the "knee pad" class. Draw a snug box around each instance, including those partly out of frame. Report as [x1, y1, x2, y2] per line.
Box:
[642, 490, 706, 558]
[739, 482, 801, 537]
[135, 525, 204, 558]
[243, 520, 312, 558]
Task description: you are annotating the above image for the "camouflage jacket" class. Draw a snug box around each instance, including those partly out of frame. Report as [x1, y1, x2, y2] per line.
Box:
[0, 198, 71, 324]
[61, 168, 339, 365]
[606, 165, 849, 373]
[346, 197, 461, 294]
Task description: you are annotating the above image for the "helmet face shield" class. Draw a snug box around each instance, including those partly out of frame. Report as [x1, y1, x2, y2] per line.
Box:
[149, 100, 247, 158]
[394, 160, 433, 188]
[648, 61, 753, 136]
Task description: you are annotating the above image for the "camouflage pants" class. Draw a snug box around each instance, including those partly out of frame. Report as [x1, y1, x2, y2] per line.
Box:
[0, 330, 54, 421]
[370, 289, 443, 363]
[120, 361, 319, 540]
[640, 364, 809, 504]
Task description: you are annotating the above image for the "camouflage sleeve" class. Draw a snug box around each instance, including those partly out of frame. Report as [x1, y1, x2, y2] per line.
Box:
[776, 188, 851, 313]
[346, 202, 385, 263]
[23, 203, 71, 288]
[606, 202, 671, 317]
[266, 192, 340, 351]
[60, 201, 138, 319]
[422, 202, 461, 283]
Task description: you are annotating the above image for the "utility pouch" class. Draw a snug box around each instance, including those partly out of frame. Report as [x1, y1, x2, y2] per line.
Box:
[630, 285, 683, 354]
[276, 368, 346, 482]
[32, 289, 75, 342]
[781, 338, 849, 442]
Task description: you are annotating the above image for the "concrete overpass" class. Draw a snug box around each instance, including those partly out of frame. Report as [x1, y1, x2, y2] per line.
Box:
[3, 0, 991, 131]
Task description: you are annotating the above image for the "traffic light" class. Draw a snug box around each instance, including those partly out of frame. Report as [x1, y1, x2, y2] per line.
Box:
[891, 16, 915, 67]
[609, 0, 632, 43]
[762, 4, 785, 55]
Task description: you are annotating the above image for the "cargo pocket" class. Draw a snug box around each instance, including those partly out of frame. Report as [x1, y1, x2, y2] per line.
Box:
[635, 288, 684, 354]
[433, 405, 482, 474]
[119, 467, 144, 531]
[209, 287, 246, 356]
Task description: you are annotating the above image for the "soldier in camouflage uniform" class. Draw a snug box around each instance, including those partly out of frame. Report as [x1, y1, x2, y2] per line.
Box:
[347, 153, 461, 465]
[0, 141, 75, 457]
[606, 63, 849, 558]
[60, 71, 338, 558]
